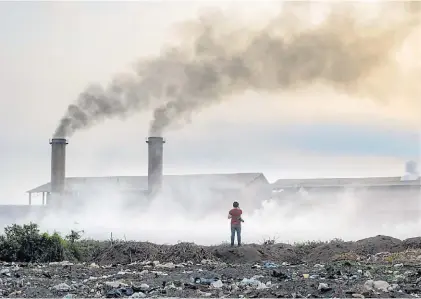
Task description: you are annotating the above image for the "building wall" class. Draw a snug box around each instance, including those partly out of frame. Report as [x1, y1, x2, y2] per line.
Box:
[271, 185, 421, 225]
[351, 186, 421, 224]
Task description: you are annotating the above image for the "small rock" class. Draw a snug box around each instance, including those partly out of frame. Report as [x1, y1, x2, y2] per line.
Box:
[211, 280, 223, 288]
[363, 280, 374, 291]
[318, 283, 332, 292]
[394, 263, 404, 268]
[157, 262, 175, 269]
[60, 261, 74, 266]
[165, 282, 177, 290]
[90, 263, 100, 268]
[352, 294, 365, 298]
[373, 280, 390, 292]
[105, 281, 127, 288]
[388, 284, 400, 291]
[140, 283, 149, 291]
[130, 293, 146, 298]
[53, 283, 71, 292]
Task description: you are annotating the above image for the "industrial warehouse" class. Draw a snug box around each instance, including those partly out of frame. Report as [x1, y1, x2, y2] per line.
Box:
[0, 136, 419, 226]
[26, 137, 272, 212]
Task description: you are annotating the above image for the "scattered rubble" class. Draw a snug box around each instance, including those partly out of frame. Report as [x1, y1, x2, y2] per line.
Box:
[1, 235, 421, 297]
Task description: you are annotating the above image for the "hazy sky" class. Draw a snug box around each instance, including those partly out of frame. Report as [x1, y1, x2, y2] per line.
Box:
[0, 0, 419, 205]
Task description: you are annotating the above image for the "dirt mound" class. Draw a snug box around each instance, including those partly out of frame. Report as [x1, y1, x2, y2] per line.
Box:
[213, 245, 265, 263]
[264, 243, 302, 264]
[88, 235, 414, 265]
[212, 243, 301, 264]
[305, 241, 354, 263]
[94, 242, 161, 265]
[402, 237, 421, 249]
[353, 235, 403, 255]
[160, 242, 216, 263]
[93, 242, 215, 265]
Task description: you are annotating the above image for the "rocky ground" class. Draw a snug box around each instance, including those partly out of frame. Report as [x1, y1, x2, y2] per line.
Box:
[2, 235, 421, 298]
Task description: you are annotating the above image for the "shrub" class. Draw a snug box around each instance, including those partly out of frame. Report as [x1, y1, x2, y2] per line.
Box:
[0, 223, 70, 262]
[64, 230, 84, 261]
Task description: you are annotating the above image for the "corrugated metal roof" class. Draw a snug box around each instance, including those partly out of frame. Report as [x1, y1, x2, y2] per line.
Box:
[27, 173, 266, 193]
[271, 176, 421, 188]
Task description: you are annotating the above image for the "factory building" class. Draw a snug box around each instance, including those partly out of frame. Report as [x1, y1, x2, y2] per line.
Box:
[1, 135, 419, 226]
[271, 163, 421, 225]
[23, 137, 271, 217]
[27, 173, 270, 212]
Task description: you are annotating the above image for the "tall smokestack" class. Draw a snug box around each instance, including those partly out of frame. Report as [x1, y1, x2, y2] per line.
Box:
[50, 138, 68, 194]
[401, 160, 419, 181]
[146, 136, 165, 197]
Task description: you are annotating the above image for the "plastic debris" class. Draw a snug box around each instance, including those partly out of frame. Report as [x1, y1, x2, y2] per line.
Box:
[263, 261, 279, 268]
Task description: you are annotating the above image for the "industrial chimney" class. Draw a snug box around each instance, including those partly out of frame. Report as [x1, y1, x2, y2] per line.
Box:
[50, 138, 68, 194]
[146, 136, 165, 197]
[401, 160, 419, 181]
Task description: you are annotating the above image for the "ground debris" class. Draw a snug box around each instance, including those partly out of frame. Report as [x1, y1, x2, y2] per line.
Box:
[1, 234, 421, 297]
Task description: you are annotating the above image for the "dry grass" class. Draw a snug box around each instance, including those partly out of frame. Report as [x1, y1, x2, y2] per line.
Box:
[378, 249, 421, 263]
[332, 252, 362, 262]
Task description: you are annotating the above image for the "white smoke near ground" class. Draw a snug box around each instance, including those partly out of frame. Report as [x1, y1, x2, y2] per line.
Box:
[22, 178, 421, 245]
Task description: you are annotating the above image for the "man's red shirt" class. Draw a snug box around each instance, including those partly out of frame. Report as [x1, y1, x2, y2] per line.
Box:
[229, 208, 243, 225]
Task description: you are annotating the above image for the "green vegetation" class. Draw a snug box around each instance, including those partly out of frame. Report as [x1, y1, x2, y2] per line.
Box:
[0, 222, 88, 263]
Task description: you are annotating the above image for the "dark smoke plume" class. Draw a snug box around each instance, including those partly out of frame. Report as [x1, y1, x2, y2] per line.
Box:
[54, 1, 421, 138]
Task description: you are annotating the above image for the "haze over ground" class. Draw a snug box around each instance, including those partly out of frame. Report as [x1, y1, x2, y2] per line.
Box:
[0, 1, 419, 244]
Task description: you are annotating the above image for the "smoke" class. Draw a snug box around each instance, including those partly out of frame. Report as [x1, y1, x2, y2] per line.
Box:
[53, 1, 421, 138]
[15, 183, 421, 245]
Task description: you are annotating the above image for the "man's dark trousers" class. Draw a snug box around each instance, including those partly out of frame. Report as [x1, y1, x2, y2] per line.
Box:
[231, 224, 241, 246]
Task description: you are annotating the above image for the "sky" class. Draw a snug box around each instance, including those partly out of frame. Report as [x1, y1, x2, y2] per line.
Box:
[0, 0, 420, 207]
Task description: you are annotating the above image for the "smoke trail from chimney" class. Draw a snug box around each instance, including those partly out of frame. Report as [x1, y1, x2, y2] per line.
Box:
[53, 1, 421, 138]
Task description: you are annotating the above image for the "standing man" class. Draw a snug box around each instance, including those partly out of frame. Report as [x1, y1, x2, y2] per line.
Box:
[228, 201, 243, 247]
